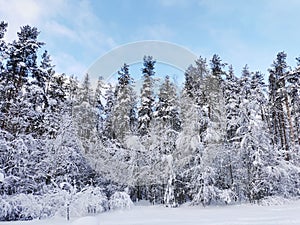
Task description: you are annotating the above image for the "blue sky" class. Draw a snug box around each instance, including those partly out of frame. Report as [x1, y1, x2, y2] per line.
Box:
[1, 0, 300, 80]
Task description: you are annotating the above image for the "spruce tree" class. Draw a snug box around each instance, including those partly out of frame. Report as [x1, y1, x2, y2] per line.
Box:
[223, 65, 241, 191]
[93, 76, 106, 136]
[0, 21, 8, 131]
[155, 75, 180, 132]
[112, 64, 136, 142]
[1, 25, 44, 135]
[268, 52, 290, 160]
[103, 83, 116, 140]
[0, 21, 7, 73]
[138, 56, 156, 136]
[152, 76, 180, 206]
[183, 56, 208, 105]
[45, 73, 68, 138]
[288, 59, 300, 148]
[73, 73, 97, 153]
[237, 70, 276, 201]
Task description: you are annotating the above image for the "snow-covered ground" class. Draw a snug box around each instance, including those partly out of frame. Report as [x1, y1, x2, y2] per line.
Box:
[2, 199, 300, 225]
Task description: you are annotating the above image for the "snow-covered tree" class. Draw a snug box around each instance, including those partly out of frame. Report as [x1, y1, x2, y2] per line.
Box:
[222, 66, 241, 191]
[1, 25, 44, 135]
[103, 83, 116, 140]
[163, 155, 176, 207]
[112, 64, 137, 142]
[268, 52, 290, 160]
[0, 21, 7, 78]
[0, 22, 8, 131]
[286, 58, 300, 153]
[175, 91, 207, 204]
[138, 56, 156, 136]
[46, 114, 93, 189]
[184, 57, 208, 106]
[155, 75, 181, 132]
[45, 73, 68, 138]
[93, 76, 106, 136]
[236, 69, 277, 201]
[73, 73, 97, 153]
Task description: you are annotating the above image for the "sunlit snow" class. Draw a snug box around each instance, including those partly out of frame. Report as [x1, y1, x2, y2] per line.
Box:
[3, 200, 300, 225]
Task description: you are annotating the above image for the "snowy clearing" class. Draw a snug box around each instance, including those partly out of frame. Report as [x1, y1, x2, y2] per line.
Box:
[2, 200, 300, 225]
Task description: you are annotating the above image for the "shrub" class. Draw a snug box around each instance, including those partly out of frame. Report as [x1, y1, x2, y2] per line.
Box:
[109, 191, 133, 210]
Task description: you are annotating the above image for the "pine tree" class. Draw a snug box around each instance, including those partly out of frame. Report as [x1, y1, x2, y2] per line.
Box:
[73, 73, 97, 153]
[155, 75, 180, 132]
[202, 55, 227, 193]
[150, 76, 181, 205]
[0, 21, 8, 131]
[93, 76, 106, 136]
[183, 57, 208, 105]
[222, 65, 241, 192]
[175, 86, 208, 204]
[1, 25, 44, 135]
[112, 64, 137, 142]
[268, 52, 291, 160]
[103, 83, 116, 140]
[205, 54, 225, 120]
[45, 73, 68, 138]
[138, 56, 156, 136]
[24, 50, 55, 136]
[0, 21, 7, 73]
[224, 65, 240, 140]
[286, 58, 300, 151]
[237, 70, 276, 202]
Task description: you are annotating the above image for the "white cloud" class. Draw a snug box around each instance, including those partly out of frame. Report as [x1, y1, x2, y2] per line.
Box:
[0, 0, 116, 76]
[45, 21, 78, 41]
[52, 52, 87, 77]
[47, 0, 116, 51]
[0, 0, 66, 40]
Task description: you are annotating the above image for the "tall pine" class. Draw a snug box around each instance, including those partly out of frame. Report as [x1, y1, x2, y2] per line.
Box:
[138, 56, 156, 136]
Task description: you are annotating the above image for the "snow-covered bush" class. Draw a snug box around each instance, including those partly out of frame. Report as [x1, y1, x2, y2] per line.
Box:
[219, 189, 236, 205]
[0, 197, 12, 221]
[70, 186, 108, 217]
[42, 189, 69, 218]
[0, 190, 66, 221]
[0, 194, 40, 221]
[0, 187, 109, 221]
[259, 196, 294, 206]
[109, 191, 133, 210]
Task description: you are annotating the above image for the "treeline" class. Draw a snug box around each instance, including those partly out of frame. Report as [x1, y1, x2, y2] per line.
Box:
[0, 22, 300, 220]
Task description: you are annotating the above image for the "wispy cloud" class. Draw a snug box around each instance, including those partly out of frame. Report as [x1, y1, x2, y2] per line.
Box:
[0, 0, 116, 76]
[0, 0, 66, 40]
[45, 21, 78, 42]
[52, 52, 87, 77]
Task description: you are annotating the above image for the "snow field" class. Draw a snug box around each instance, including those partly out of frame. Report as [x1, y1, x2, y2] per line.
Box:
[98, 201, 300, 225]
[1, 199, 300, 225]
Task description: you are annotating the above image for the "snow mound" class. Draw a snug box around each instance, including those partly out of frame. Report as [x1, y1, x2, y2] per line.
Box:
[109, 192, 133, 210]
[72, 216, 99, 225]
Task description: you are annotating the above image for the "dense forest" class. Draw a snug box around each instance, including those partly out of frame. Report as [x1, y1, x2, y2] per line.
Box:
[0, 22, 299, 220]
